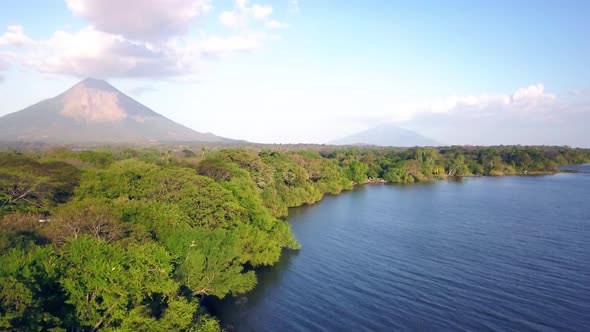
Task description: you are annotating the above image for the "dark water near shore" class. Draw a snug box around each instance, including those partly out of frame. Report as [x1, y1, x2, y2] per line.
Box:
[210, 170, 590, 331]
[558, 164, 590, 173]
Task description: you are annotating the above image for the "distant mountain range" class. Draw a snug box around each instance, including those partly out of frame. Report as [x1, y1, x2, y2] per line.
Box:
[330, 123, 439, 147]
[0, 78, 237, 144]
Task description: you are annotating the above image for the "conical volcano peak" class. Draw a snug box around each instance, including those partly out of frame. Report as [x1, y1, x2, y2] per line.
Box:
[0, 78, 237, 144]
[76, 77, 118, 92]
[62, 78, 126, 124]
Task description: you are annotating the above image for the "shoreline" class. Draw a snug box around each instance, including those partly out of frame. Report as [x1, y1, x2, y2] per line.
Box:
[279, 166, 588, 235]
[208, 171, 590, 332]
[288, 168, 577, 214]
[204, 165, 589, 328]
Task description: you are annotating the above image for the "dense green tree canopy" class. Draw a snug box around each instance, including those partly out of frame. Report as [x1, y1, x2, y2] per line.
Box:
[0, 145, 588, 330]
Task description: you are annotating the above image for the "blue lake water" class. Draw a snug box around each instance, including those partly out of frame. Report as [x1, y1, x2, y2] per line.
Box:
[211, 170, 590, 331]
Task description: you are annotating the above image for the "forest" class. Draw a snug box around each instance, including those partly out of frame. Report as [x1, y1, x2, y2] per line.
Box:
[1, 145, 589, 331]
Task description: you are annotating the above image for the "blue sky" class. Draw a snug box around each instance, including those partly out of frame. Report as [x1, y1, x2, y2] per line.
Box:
[1, 0, 589, 145]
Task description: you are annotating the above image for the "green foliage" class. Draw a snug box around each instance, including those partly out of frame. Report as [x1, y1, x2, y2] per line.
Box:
[60, 237, 177, 330]
[42, 149, 115, 169]
[447, 154, 471, 177]
[0, 144, 588, 331]
[78, 161, 246, 229]
[0, 213, 47, 252]
[415, 148, 441, 172]
[0, 245, 70, 331]
[41, 200, 128, 246]
[383, 167, 414, 184]
[165, 228, 256, 298]
[343, 160, 369, 184]
[0, 153, 80, 216]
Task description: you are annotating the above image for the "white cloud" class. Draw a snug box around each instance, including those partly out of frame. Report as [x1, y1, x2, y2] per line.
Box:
[219, 11, 240, 27]
[403, 96, 590, 147]
[0, 25, 265, 78]
[0, 0, 283, 79]
[267, 20, 289, 29]
[385, 83, 590, 146]
[511, 83, 555, 102]
[0, 25, 35, 47]
[220, 1, 281, 29]
[236, 0, 249, 10]
[18, 27, 189, 78]
[330, 83, 577, 145]
[65, 0, 212, 41]
[391, 83, 557, 121]
[415, 94, 509, 115]
[251, 4, 273, 20]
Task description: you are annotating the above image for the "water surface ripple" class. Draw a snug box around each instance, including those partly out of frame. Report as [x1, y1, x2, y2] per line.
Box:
[211, 171, 590, 331]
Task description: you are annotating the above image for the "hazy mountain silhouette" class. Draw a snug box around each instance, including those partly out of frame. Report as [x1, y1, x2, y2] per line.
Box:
[0, 78, 237, 144]
[330, 123, 439, 147]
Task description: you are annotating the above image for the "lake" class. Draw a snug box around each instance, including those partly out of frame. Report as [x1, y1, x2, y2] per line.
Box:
[209, 170, 590, 331]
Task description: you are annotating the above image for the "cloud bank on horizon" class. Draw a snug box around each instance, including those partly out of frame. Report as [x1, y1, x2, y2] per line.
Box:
[332, 82, 589, 147]
[0, 0, 588, 147]
[393, 84, 590, 147]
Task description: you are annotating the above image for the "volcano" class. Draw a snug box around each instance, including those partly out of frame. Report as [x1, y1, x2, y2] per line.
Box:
[0, 78, 237, 144]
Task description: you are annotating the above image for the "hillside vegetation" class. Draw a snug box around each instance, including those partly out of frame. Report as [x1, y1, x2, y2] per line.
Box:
[1, 145, 589, 331]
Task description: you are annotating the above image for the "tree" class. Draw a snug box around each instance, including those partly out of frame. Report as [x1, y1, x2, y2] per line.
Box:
[343, 160, 369, 184]
[163, 228, 256, 298]
[414, 148, 442, 176]
[0, 154, 79, 215]
[59, 237, 180, 331]
[0, 245, 70, 331]
[447, 154, 470, 176]
[41, 201, 126, 245]
[383, 167, 414, 184]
